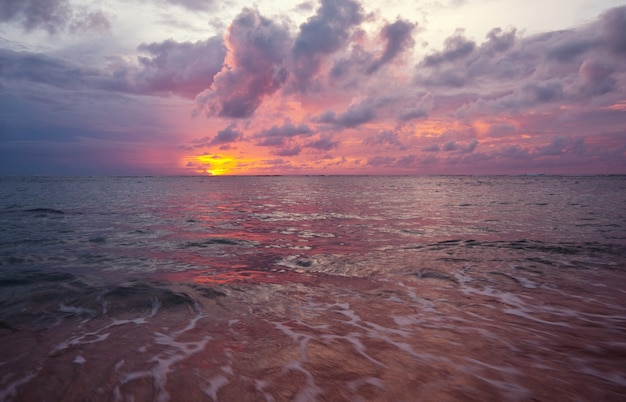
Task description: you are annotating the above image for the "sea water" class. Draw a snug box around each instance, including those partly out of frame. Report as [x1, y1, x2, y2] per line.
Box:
[0, 176, 625, 401]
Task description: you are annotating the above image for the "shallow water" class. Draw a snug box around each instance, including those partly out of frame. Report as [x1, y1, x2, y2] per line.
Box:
[1, 176, 625, 401]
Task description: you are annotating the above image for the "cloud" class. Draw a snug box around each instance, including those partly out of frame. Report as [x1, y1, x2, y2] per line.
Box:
[482, 27, 516, 54]
[367, 155, 396, 167]
[0, 36, 224, 99]
[0, 0, 109, 34]
[601, 6, 626, 55]
[306, 136, 339, 151]
[165, 0, 214, 11]
[366, 19, 416, 74]
[210, 124, 243, 145]
[422, 29, 475, 67]
[538, 136, 586, 156]
[442, 139, 478, 153]
[0, 0, 71, 34]
[577, 57, 617, 96]
[254, 122, 313, 146]
[416, 28, 519, 88]
[398, 108, 429, 122]
[291, 0, 364, 92]
[545, 34, 594, 63]
[422, 144, 440, 152]
[135, 36, 225, 98]
[316, 101, 375, 128]
[275, 145, 302, 156]
[363, 130, 406, 150]
[425, 5, 626, 121]
[395, 154, 419, 167]
[522, 81, 564, 103]
[329, 45, 374, 80]
[196, 8, 291, 118]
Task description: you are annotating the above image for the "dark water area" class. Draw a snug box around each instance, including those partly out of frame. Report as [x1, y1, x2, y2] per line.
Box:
[0, 175, 625, 401]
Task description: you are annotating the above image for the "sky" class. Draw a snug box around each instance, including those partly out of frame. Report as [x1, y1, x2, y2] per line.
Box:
[0, 0, 625, 175]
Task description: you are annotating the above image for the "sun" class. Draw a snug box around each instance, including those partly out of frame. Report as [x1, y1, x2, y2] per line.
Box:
[192, 154, 235, 176]
[207, 167, 227, 176]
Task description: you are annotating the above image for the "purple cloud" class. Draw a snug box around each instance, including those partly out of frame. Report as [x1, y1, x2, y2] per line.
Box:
[442, 140, 478, 154]
[316, 102, 375, 128]
[275, 146, 303, 156]
[363, 130, 406, 150]
[366, 19, 416, 74]
[538, 136, 586, 156]
[255, 122, 312, 139]
[398, 108, 429, 122]
[165, 0, 214, 11]
[1, 36, 224, 99]
[0, 0, 70, 33]
[0, 0, 109, 34]
[307, 136, 339, 151]
[135, 37, 225, 98]
[196, 8, 291, 118]
[210, 124, 243, 145]
[601, 6, 626, 54]
[367, 155, 396, 166]
[248, 120, 315, 158]
[0, 48, 85, 90]
[291, 0, 364, 92]
[422, 30, 476, 67]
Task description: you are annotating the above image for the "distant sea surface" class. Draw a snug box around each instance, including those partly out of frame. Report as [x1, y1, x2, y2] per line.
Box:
[1, 176, 625, 401]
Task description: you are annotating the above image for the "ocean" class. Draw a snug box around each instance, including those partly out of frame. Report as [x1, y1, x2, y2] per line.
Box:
[0, 175, 625, 401]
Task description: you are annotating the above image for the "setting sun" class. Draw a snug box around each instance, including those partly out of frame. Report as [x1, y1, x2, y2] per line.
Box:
[193, 154, 235, 175]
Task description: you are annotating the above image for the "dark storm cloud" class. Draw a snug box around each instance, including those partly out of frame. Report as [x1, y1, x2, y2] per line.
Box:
[135, 36, 225, 98]
[366, 19, 416, 74]
[196, 8, 291, 118]
[291, 0, 364, 92]
[0, 0, 109, 34]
